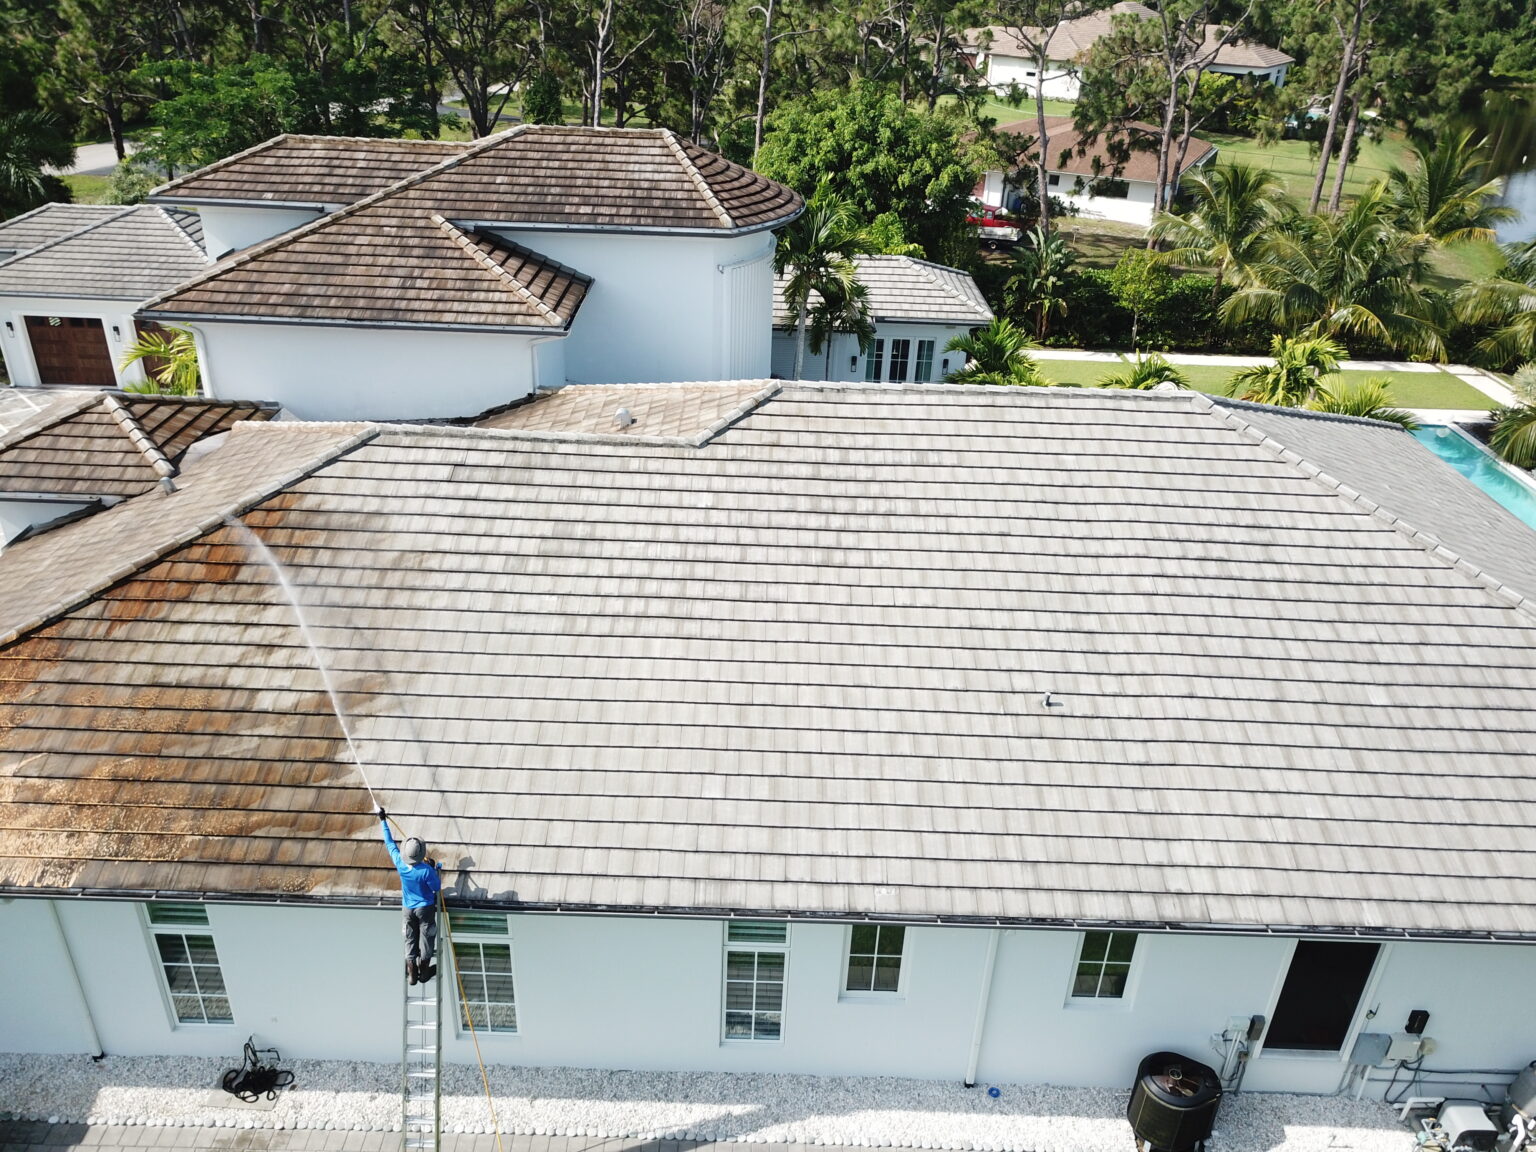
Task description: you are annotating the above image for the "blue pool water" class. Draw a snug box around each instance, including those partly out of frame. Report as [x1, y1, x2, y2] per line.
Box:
[1413, 425, 1536, 530]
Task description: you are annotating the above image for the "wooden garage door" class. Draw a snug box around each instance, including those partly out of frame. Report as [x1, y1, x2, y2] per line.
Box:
[25, 315, 116, 386]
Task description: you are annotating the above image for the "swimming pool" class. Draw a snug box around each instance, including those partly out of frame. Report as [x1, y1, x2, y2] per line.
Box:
[1412, 424, 1536, 530]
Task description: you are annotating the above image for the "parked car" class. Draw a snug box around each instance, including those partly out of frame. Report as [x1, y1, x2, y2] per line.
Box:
[968, 204, 1022, 248]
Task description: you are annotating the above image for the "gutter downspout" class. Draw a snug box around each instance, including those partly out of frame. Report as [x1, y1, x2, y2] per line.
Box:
[964, 928, 1002, 1087]
[48, 900, 104, 1058]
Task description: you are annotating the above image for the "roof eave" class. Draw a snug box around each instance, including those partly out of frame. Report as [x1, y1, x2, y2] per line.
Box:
[147, 196, 337, 213]
[140, 309, 576, 336]
[467, 213, 801, 239]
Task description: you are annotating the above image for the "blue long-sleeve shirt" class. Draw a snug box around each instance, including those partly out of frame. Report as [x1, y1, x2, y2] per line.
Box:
[381, 820, 442, 909]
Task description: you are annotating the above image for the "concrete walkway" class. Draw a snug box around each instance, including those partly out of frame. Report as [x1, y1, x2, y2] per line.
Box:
[47, 142, 137, 177]
[0, 1121, 790, 1152]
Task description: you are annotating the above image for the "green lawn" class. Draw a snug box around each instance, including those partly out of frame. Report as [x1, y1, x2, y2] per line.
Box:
[1035, 356, 1122, 385]
[1199, 128, 1412, 205]
[975, 96, 1078, 128]
[61, 173, 110, 204]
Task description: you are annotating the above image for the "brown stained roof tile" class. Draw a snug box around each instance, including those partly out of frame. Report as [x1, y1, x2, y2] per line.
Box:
[5, 387, 1535, 937]
[142, 126, 800, 329]
[0, 392, 279, 499]
[995, 116, 1217, 184]
[972, 2, 1293, 68]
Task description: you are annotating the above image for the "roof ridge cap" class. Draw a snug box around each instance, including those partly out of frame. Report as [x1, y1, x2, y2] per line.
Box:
[662, 130, 735, 229]
[150, 133, 296, 199]
[433, 214, 566, 324]
[100, 393, 178, 479]
[142, 126, 535, 312]
[0, 204, 137, 273]
[0, 424, 380, 652]
[153, 206, 214, 264]
[1192, 391, 1536, 619]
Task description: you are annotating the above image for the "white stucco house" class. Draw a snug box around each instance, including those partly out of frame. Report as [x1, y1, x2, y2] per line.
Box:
[983, 116, 1217, 226]
[969, 2, 1293, 99]
[770, 255, 993, 382]
[1, 380, 1534, 1106]
[0, 204, 210, 390]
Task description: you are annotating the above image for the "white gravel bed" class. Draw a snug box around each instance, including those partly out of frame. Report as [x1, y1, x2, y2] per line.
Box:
[0, 1053, 1413, 1152]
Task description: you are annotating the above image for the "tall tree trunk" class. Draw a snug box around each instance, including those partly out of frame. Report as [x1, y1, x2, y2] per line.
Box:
[1327, 95, 1362, 212]
[754, 0, 775, 156]
[105, 91, 126, 161]
[1034, 42, 1053, 238]
[591, 0, 612, 127]
[1310, 0, 1365, 214]
[793, 301, 809, 380]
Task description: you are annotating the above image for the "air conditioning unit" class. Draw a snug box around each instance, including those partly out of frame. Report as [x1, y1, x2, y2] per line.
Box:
[1128, 1051, 1222, 1152]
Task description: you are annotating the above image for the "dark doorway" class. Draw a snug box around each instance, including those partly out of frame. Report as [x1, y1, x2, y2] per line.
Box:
[25, 315, 115, 386]
[1264, 940, 1380, 1051]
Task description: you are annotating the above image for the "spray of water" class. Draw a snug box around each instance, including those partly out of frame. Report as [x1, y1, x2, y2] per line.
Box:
[223, 515, 380, 806]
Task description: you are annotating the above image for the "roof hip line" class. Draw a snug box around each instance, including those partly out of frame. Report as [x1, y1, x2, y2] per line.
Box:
[100, 394, 178, 479]
[662, 130, 736, 229]
[432, 214, 565, 324]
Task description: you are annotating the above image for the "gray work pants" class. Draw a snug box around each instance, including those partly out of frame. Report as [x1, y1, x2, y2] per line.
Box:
[404, 905, 438, 967]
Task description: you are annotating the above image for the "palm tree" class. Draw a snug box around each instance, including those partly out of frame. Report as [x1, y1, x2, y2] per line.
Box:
[1149, 162, 1293, 297]
[1097, 353, 1190, 390]
[774, 192, 869, 381]
[1384, 130, 1516, 247]
[1229, 335, 1345, 406]
[1489, 363, 1536, 468]
[1221, 188, 1446, 360]
[0, 110, 76, 217]
[1456, 240, 1536, 368]
[806, 279, 875, 375]
[1307, 375, 1418, 429]
[1006, 226, 1076, 342]
[944, 317, 1048, 386]
[119, 326, 201, 395]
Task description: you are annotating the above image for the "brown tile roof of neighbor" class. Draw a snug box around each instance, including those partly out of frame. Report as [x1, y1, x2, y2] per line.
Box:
[773, 255, 993, 327]
[0, 206, 209, 301]
[996, 117, 1216, 185]
[0, 391, 280, 498]
[476, 381, 778, 440]
[0, 204, 124, 260]
[142, 126, 798, 329]
[150, 135, 472, 207]
[974, 2, 1293, 68]
[4, 386, 1536, 937]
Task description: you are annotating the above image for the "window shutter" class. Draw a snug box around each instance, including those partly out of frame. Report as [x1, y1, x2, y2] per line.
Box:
[727, 921, 788, 945]
[147, 902, 209, 926]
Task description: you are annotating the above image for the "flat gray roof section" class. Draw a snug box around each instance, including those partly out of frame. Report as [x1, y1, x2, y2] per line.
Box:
[0, 206, 208, 301]
[1, 385, 1535, 937]
[774, 255, 993, 328]
[0, 204, 123, 261]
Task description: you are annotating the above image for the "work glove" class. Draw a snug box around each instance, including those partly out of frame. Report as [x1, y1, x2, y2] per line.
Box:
[375, 804, 387, 820]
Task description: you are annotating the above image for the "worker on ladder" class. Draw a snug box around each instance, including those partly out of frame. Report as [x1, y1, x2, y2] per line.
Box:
[376, 805, 443, 985]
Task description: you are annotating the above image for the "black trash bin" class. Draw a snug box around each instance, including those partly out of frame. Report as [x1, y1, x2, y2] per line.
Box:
[1127, 1051, 1223, 1152]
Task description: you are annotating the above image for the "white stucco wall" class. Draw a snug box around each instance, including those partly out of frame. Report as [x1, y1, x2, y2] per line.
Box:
[1209, 62, 1288, 88]
[0, 496, 99, 546]
[191, 205, 329, 259]
[983, 53, 1080, 100]
[191, 321, 556, 421]
[5, 896, 1532, 1098]
[0, 296, 150, 389]
[490, 229, 776, 385]
[772, 324, 974, 382]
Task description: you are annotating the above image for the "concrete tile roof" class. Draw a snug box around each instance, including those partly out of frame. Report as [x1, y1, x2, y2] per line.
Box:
[974, 3, 1293, 68]
[0, 206, 209, 301]
[142, 126, 797, 329]
[150, 135, 472, 207]
[476, 381, 777, 440]
[0, 391, 280, 498]
[995, 117, 1216, 184]
[2, 386, 1536, 937]
[773, 255, 992, 327]
[0, 204, 123, 260]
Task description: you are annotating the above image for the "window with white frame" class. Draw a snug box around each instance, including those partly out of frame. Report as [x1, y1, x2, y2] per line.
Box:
[723, 921, 787, 1041]
[1071, 930, 1137, 999]
[864, 339, 884, 382]
[449, 911, 517, 1033]
[146, 903, 232, 1024]
[888, 338, 912, 382]
[845, 924, 905, 993]
[914, 340, 935, 383]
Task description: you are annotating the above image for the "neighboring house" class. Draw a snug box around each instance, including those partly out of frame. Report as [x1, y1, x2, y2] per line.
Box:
[0, 389, 275, 545]
[0, 205, 210, 389]
[770, 255, 993, 381]
[136, 126, 802, 422]
[983, 117, 1217, 226]
[2, 383, 1534, 1096]
[969, 3, 1292, 98]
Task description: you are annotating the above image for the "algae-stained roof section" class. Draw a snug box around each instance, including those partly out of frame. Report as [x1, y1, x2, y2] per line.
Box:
[146, 207, 592, 330]
[774, 255, 992, 327]
[0, 204, 124, 259]
[4, 388, 1536, 934]
[0, 206, 209, 300]
[151, 135, 471, 206]
[477, 381, 776, 439]
[0, 392, 280, 498]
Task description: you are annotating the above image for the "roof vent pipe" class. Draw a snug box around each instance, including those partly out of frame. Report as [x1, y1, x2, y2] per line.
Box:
[614, 407, 635, 428]
[159, 476, 177, 494]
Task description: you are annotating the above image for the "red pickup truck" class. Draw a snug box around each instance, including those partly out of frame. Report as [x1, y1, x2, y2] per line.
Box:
[968, 204, 1022, 248]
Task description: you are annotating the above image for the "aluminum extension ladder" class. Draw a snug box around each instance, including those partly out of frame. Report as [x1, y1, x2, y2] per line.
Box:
[401, 961, 443, 1152]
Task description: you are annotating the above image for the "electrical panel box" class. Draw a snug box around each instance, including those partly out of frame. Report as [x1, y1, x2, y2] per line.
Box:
[1387, 1032, 1425, 1062]
[1350, 1032, 1392, 1066]
[1406, 1009, 1430, 1035]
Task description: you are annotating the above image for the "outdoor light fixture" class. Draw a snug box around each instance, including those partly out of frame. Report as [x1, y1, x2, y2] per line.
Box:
[111, 325, 121, 339]
[3, 321, 11, 335]
[850, 355, 858, 371]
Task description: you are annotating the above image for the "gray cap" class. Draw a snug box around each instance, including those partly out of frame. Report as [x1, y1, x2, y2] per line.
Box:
[403, 837, 426, 864]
